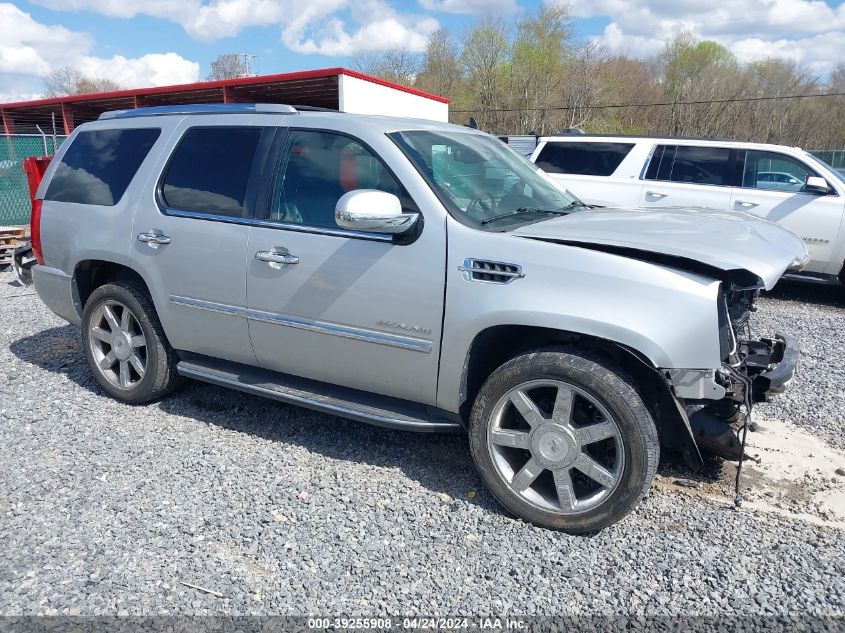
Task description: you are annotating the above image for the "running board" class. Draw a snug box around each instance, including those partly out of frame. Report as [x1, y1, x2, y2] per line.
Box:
[176, 354, 462, 433]
[782, 271, 839, 285]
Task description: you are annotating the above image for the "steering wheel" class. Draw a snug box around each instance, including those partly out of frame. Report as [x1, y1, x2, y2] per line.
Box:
[465, 191, 496, 220]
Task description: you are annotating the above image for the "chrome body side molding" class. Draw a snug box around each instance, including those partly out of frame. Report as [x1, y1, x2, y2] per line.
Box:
[169, 294, 432, 353]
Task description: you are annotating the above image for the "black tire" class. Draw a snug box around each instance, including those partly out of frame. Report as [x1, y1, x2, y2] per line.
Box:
[81, 280, 181, 404]
[469, 347, 659, 533]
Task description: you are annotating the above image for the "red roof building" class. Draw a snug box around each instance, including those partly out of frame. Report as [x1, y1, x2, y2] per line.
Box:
[1, 67, 450, 135]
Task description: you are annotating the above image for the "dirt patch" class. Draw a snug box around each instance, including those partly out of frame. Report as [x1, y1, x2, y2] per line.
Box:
[655, 415, 845, 529]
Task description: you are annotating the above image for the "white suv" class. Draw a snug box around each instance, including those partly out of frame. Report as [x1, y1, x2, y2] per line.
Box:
[530, 135, 845, 284]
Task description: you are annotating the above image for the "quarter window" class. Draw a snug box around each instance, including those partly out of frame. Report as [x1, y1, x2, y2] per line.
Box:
[742, 150, 818, 193]
[45, 128, 160, 206]
[269, 130, 412, 229]
[161, 127, 265, 217]
[535, 142, 634, 176]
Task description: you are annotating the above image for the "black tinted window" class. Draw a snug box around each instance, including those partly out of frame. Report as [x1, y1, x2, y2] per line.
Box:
[162, 127, 264, 216]
[535, 142, 634, 176]
[45, 128, 160, 205]
[644, 145, 678, 180]
[669, 146, 734, 186]
[270, 130, 409, 229]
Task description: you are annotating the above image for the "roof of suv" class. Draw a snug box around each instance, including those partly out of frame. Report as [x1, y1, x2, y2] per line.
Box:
[94, 103, 473, 135]
[538, 134, 803, 153]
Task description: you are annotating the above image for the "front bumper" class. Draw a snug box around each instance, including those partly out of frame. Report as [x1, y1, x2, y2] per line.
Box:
[743, 333, 800, 402]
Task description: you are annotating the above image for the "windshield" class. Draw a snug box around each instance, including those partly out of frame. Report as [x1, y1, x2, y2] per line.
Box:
[390, 130, 581, 228]
[805, 151, 845, 187]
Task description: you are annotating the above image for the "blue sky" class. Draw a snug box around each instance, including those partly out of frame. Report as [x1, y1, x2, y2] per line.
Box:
[18, 0, 593, 76]
[2, 0, 845, 103]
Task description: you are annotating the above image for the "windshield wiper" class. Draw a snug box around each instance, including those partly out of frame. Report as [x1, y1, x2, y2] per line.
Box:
[480, 202, 583, 225]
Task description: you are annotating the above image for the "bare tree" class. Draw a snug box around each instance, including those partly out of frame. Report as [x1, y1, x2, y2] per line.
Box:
[351, 50, 420, 86]
[206, 54, 255, 81]
[43, 66, 121, 97]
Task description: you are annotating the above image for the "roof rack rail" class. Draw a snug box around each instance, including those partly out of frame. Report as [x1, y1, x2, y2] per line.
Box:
[539, 132, 737, 142]
[291, 105, 339, 112]
[99, 103, 299, 120]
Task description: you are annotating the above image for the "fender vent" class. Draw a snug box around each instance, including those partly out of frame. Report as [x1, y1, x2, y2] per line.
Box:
[459, 258, 525, 284]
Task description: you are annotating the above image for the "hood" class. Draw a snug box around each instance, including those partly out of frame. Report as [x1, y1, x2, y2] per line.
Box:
[510, 207, 809, 290]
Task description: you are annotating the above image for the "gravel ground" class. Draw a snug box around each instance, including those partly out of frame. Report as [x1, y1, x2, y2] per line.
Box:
[0, 270, 843, 618]
[756, 280, 845, 451]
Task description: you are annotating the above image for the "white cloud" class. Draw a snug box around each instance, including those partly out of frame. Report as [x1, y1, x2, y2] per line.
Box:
[78, 53, 200, 88]
[418, 0, 518, 14]
[282, 0, 439, 55]
[555, 0, 845, 75]
[0, 3, 199, 102]
[28, 0, 442, 55]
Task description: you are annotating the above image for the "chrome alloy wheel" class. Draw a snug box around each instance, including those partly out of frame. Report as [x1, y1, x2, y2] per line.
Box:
[486, 379, 625, 515]
[88, 300, 147, 390]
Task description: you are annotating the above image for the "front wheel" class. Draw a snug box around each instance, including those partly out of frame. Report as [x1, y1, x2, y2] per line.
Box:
[469, 348, 659, 533]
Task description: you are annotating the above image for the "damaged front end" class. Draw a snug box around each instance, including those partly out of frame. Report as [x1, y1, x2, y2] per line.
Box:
[667, 276, 800, 470]
[717, 279, 800, 403]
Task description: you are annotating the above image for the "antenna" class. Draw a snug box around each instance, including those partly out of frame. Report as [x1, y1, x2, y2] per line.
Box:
[236, 54, 258, 78]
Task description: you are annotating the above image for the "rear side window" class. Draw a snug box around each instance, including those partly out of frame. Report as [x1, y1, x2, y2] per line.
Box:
[644, 145, 677, 180]
[45, 128, 160, 206]
[668, 146, 734, 186]
[535, 142, 634, 176]
[162, 127, 264, 217]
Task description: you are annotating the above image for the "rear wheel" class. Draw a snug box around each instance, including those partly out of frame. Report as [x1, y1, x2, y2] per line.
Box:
[469, 348, 659, 533]
[82, 281, 180, 403]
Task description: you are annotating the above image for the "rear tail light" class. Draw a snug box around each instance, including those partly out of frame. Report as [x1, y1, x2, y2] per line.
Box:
[22, 155, 52, 266]
[30, 199, 44, 265]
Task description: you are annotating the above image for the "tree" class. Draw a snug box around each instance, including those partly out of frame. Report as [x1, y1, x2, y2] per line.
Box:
[507, 5, 571, 133]
[206, 54, 255, 81]
[657, 33, 742, 136]
[351, 50, 419, 86]
[416, 28, 461, 98]
[43, 66, 121, 97]
[460, 15, 509, 131]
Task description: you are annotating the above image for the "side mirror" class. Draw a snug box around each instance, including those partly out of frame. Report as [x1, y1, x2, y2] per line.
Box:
[335, 190, 418, 235]
[805, 175, 831, 195]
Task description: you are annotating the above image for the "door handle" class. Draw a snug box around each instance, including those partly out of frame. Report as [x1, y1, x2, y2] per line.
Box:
[255, 247, 299, 265]
[735, 200, 759, 209]
[137, 229, 171, 246]
[646, 191, 668, 199]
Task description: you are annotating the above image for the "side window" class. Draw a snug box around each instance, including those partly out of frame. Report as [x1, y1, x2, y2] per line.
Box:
[643, 145, 677, 181]
[161, 127, 265, 217]
[669, 146, 734, 186]
[742, 150, 818, 193]
[535, 142, 634, 176]
[270, 130, 412, 229]
[45, 128, 160, 206]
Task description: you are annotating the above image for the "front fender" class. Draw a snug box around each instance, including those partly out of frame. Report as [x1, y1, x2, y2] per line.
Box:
[437, 225, 723, 412]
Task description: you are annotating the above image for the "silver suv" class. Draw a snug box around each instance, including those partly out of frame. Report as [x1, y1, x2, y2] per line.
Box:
[30, 104, 806, 532]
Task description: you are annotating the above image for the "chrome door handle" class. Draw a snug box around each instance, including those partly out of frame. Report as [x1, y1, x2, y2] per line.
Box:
[646, 191, 668, 199]
[735, 200, 759, 208]
[137, 229, 171, 246]
[255, 248, 299, 265]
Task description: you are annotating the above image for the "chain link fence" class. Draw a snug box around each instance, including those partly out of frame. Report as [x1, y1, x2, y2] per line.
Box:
[0, 134, 64, 227]
[809, 149, 845, 170]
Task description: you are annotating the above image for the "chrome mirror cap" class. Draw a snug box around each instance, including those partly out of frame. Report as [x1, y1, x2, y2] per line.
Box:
[335, 189, 418, 235]
[805, 175, 831, 194]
